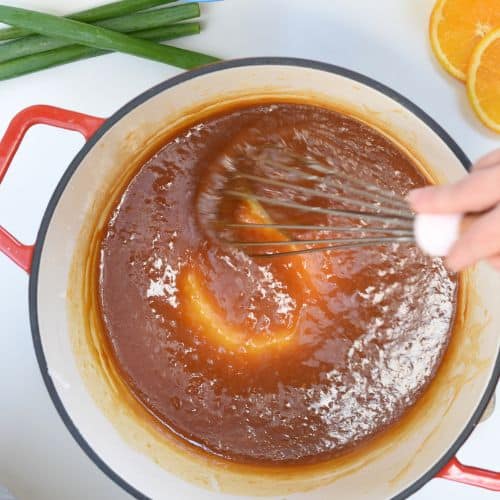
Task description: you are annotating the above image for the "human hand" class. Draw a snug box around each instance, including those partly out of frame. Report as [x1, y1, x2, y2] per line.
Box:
[407, 149, 500, 272]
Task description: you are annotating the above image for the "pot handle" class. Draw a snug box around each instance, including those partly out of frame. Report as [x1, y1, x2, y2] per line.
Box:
[0, 105, 105, 272]
[437, 457, 500, 491]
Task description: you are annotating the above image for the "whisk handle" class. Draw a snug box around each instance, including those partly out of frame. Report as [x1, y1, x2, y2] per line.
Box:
[414, 213, 478, 257]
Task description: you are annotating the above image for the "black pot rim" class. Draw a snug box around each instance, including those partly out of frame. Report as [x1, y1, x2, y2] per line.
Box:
[28, 57, 499, 500]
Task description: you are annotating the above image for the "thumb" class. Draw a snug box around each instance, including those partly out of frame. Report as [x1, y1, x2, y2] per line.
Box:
[407, 165, 500, 214]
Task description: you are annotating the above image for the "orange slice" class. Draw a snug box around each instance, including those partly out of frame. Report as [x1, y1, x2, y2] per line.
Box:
[429, 0, 500, 81]
[179, 198, 316, 352]
[179, 269, 295, 351]
[467, 27, 500, 132]
[234, 197, 288, 243]
[232, 197, 319, 293]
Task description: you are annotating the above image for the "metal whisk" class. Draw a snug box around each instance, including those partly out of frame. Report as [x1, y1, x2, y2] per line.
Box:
[210, 145, 417, 258]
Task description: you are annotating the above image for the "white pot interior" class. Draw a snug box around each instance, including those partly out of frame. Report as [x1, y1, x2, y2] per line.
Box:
[34, 62, 500, 499]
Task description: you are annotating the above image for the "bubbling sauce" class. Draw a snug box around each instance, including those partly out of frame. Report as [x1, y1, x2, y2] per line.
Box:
[99, 103, 457, 465]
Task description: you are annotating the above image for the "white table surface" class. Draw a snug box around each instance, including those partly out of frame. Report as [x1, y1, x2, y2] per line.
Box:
[0, 0, 498, 499]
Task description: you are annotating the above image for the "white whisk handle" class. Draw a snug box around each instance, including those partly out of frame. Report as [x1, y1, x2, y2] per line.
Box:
[414, 213, 463, 257]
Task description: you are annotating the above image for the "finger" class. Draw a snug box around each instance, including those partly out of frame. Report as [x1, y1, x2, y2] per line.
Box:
[407, 165, 500, 214]
[473, 148, 500, 171]
[446, 205, 500, 271]
[486, 254, 500, 271]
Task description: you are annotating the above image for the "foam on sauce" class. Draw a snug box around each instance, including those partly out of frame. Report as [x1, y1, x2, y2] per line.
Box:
[98, 103, 457, 465]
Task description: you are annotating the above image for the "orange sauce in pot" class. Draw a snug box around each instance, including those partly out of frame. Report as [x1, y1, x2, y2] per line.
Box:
[97, 103, 458, 465]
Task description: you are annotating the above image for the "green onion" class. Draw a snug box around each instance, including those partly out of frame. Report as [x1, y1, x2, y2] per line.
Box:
[0, 5, 218, 69]
[0, 0, 177, 41]
[0, 23, 201, 81]
[0, 3, 200, 64]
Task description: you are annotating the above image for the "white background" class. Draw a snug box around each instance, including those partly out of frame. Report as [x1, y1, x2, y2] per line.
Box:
[0, 0, 498, 499]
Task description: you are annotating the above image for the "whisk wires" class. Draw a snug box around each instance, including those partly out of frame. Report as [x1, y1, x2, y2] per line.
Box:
[213, 147, 416, 257]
